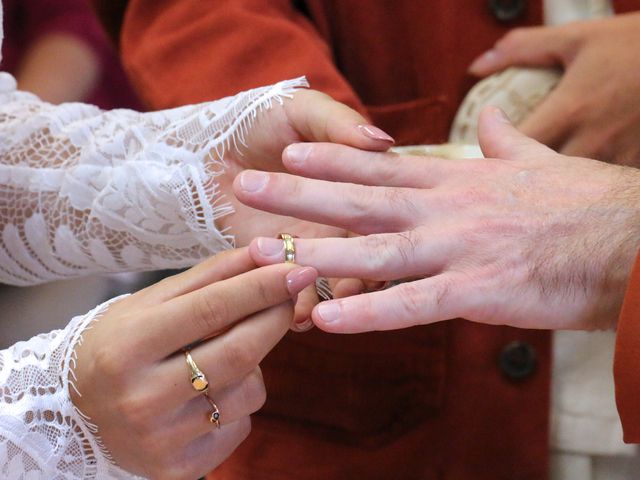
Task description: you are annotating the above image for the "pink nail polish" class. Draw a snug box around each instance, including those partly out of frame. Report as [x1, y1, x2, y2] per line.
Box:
[358, 125, 395, 144]
[286, 267, 318, 296]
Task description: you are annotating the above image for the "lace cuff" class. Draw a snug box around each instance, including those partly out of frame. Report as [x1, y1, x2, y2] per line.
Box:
[0, 296, 142, 479]
[0, 73, 308, 285]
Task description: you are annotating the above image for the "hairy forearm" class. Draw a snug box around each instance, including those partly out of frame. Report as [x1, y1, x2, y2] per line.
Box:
[16, 33, 101, 104]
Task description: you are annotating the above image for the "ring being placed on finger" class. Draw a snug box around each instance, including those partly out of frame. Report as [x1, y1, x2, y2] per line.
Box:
[277, 233, 296, 263]
[184, 350, 209, 394]
[204, 394, 221, 429]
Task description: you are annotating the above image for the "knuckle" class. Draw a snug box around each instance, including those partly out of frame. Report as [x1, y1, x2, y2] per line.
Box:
[242, 370, 267, 412]
[116, 394, 154, 433]
[342, 186, 377, 224]
[192, 291, 228, 336]
[93, 346, 127, 380]
[221, 338, 258, 373]
[395, 282, 426, 319]
[360, 233, 417, 278]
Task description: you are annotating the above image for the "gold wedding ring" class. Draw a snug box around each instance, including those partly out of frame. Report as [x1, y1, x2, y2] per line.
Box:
[278, 233, 296, 263]
[184, 350, 209, 394]
[204, 395, 221, 429]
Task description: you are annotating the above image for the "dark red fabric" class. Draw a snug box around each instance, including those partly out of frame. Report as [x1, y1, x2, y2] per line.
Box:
[120, 1, 639, 478]
[2, 0, 140, 109]
[615, 251, 640, 443]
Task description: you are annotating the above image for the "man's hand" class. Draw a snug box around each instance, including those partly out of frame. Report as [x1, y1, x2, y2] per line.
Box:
[234, 107, 640, 333]
[469, 13, 640, 164]
[219, 88, 393, 246]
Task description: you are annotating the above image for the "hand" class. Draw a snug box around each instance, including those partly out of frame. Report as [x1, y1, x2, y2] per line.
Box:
[468, 13, 640, 164]
[71, 249, 317, 478]
[219, 88, 394, 246]
[233, 107, 640, 334]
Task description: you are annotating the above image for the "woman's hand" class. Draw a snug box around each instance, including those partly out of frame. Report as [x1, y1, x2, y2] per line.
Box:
[218, 89, 394, 246]
[234, 107, 640, 334]
[71, 249, 317, 479]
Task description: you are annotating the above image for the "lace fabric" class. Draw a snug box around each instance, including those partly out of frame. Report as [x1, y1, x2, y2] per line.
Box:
[0, 1, 308, 472]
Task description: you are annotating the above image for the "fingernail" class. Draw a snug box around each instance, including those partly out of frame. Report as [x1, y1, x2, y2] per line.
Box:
[238, 170, 269, 193]
[284, 143, 312, 166]
[469, 49, 499, 72]
[286, 267, 318, 296]
[292, 318, 314, 332]
[316, 301, 342, 324]
[358, 125, 395, 144]
[256, 237, 285, 259]
[493, 107, 512, 124]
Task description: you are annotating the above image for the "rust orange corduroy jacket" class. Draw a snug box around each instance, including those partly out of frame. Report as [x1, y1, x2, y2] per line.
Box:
[118, 1, 640, 478]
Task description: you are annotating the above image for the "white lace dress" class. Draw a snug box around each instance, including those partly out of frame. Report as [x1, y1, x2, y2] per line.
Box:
[0, 3, 307, 477]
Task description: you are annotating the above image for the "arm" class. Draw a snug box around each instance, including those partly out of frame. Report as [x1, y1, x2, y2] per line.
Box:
[121, 0, 366, 114]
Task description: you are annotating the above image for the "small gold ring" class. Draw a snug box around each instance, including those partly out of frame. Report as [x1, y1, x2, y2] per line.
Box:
[184, 350, 209, 394]
[204, 395, 221, 429]
[277, 233, 296, 263]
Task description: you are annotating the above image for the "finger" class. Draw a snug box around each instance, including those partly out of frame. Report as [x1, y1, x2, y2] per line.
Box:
[478, 106, 555, 161]
[169, 369, 265, 442]
[469, 25, 574, 76]
[516, 83, 579, 148]
[331, 278, 367, 299]
[249, 233, 458, 282]
[133, 248, 256, 307]
[286, 89, 394, 150]
[178, 417, 252, 480]
[282, 142, 456, 188]
[234, 170, 421, 234]
[311, 273, 469, 333]
[158, 301, 294, 404]
[291, 282, 318, 332]
[140, 264, 318, 358]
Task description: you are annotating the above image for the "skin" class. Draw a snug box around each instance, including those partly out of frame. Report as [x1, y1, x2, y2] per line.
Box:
[71, 249, 318, 479]
[235, 107, 640, 334]
[468, 13, 640, 165]
[17, 34, 101, 103]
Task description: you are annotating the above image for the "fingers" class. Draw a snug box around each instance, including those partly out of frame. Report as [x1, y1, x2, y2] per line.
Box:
[158, 301, 295, 404]
[170, 369, 265, 442]
[282, 142, 456, 188]
[140, 264, 318, 358]
[478, 106, 555, 161]
[134, 248, 256, 307]
[469, 25, 574, 76]
[234, 170, 422, 234]
[178, 417, 252, 480]
[311, 274, 467, 333]
[285, 89, 394, 151]
[249, 233, 457, 281]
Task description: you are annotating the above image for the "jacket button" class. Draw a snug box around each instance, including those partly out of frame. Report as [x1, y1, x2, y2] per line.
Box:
[488, 0, 527, 22]
[499, 341, 537, 380]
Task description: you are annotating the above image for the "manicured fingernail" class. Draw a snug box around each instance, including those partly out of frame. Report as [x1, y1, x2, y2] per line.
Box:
[316, 301, 342, 324]
[493, 107, 512, 124]
[469, 49, 499, 72]
[256, 237, 285, 259]
[284, 143, 312, 166]
[358, 125, 395, 144]
[287, 267, 318, 296]
[238, 170, 268, 193]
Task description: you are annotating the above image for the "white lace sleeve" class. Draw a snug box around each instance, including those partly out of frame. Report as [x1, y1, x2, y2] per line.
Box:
[0, 72, 308, 286]
[0, 296, 138, 479]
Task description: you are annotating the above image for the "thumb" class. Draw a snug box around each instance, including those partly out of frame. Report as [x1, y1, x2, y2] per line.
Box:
[469, 26, 572, 76]
[284, 89, 394, 152]
[478, 106, 553, 160]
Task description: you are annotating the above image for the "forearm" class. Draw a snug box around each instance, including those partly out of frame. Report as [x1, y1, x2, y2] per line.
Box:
[16, 33, 101, 104]
[0, 298, 135, 479]
[0, 73, 307, 285]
